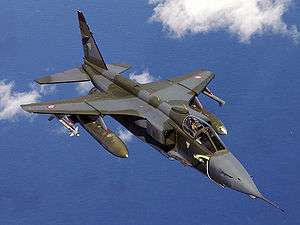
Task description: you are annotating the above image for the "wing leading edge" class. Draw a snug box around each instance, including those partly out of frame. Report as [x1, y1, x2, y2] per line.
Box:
[141, 70, 215, 103]
[170, 70, 215, 94]
[21, 93, 147, 118]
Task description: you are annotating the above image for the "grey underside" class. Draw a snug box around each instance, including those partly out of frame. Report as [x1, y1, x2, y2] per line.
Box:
[114, 115, 193, 166]
[113, 115, 175, 153]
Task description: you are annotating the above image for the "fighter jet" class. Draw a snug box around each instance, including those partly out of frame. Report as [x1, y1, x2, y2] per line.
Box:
[21, 11, 282, 211]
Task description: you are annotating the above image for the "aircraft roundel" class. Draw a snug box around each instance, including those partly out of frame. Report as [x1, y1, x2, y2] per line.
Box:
[47, 104, 56, 109]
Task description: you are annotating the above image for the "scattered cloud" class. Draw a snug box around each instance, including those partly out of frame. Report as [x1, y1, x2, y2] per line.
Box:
[129, 70, 158, 84]
[117, 128, 134, 143]
[0, 81, 55, 121]
[36, 84, 56, 96]
[149, 0, 299, 42]
[76, 81, 94, 94]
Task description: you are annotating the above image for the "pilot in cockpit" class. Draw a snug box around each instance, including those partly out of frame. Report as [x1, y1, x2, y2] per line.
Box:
[185, 116, 203, 135]
[183, 115, 226, 152]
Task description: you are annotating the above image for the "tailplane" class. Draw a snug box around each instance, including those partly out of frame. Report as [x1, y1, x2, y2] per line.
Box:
[33, 11, 131, 85]
[77, 10, 108, 70]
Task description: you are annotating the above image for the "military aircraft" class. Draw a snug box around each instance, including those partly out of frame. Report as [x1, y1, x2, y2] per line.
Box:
[21, 11, 282, 211]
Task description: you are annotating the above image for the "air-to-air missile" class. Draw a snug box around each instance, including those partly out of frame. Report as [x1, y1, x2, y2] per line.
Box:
[48, 114, 80, 137]
[21, 11, 283, 211]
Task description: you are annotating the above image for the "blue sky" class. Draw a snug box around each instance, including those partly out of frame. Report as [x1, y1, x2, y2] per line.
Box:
[0, 1, 299, 225]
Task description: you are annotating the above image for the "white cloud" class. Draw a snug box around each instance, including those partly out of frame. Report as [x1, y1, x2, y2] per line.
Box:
[76, 81, 94, 94]
[0, 81, 55, 121]
[129, 70, 157, 84]
[149, 0, 299, 42]
[117, 128, 134, 143]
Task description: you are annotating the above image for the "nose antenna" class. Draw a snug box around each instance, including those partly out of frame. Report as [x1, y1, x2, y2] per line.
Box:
[259, 195, 285, 213]
[251, 192, 285, 213]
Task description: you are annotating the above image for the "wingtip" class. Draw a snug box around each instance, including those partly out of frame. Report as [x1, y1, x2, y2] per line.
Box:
[20, 103, 36, 113]
[34, 79, 42, 85]
[20, 104, 29, 112]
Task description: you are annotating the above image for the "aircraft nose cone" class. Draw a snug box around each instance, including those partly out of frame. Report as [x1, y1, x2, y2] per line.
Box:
[208, 152, 262, 198]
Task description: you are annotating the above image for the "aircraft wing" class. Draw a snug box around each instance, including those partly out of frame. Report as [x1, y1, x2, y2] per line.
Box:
[21, 93, 148, 117]
[141, 70, 214, 103]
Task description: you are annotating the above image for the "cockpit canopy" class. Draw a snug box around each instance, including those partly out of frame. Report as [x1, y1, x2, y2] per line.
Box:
[182, 115, 225, 153]
[88, 87, 98, 95]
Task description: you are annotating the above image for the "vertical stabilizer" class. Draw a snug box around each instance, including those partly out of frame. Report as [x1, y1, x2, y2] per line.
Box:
[77, 11, 108, 70]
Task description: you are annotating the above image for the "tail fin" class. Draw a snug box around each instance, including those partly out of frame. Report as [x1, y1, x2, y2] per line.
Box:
[77, 11, 108, 70]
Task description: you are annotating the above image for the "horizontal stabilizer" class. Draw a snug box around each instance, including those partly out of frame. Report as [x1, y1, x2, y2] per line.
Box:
[107, 64, 131, 74]
[35, 67, 90, 84]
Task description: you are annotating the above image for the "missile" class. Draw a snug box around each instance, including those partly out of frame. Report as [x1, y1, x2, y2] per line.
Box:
[76, 115, 128, 158]
[203, 87, 225, 106]
[50, 115, 80, 137]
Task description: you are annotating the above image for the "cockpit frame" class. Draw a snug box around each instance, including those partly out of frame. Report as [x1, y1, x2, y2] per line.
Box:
[182, 115, 226, 153]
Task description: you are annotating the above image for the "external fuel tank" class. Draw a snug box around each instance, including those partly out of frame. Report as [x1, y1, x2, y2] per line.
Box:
[76, 115, 128, 158]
